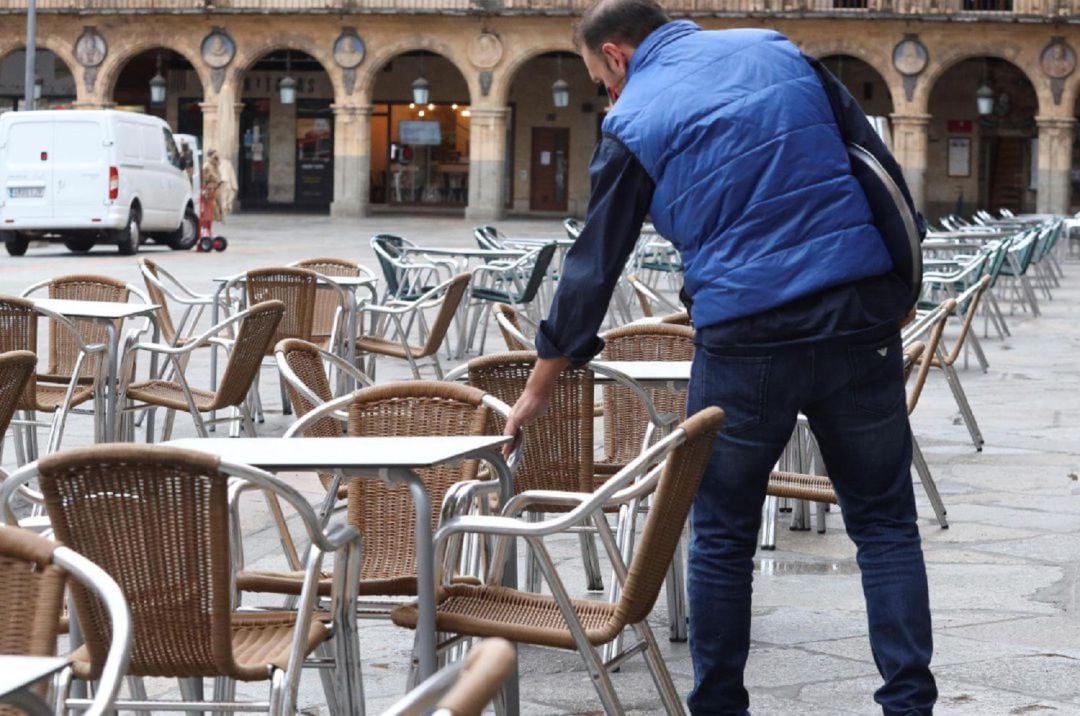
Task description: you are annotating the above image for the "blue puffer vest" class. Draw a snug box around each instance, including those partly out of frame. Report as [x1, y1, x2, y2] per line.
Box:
[603, 21, 894, 329]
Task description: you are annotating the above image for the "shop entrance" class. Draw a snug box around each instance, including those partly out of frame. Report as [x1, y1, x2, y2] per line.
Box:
[295, 99, 334, 205]
[239, 99, 271, 206]
[530, 127, 569, 212]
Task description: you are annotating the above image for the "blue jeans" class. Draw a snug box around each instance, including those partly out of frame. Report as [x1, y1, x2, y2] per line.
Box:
[686, 329, 937, 715]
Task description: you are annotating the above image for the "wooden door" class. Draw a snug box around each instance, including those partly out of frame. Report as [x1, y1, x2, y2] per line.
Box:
[530, 128, 569, 212]
[987, 136, 1026, 214]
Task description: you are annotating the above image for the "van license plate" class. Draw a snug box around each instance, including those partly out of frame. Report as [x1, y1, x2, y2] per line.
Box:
[9, 187, 44, 199]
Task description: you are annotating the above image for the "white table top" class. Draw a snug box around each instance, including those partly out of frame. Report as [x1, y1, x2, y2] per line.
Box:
[592, 360, 692, 384]
[165, 436, 513, 470]
[0, 656, 70, 698]
[31, 298, 159, 321]
[401, 246, 528, 259]
[503, 237, 576, 247]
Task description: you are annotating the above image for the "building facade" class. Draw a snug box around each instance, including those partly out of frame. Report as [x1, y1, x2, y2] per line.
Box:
[2, 0, 1080, 221]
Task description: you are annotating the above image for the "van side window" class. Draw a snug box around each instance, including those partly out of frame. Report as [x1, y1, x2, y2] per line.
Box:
[119, 121, 140, 162]
[162, 129, 180, 168]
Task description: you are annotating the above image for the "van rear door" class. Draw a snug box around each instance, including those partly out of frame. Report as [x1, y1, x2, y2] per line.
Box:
[52, 118, 109, 220]
[1, 119, 53, 221]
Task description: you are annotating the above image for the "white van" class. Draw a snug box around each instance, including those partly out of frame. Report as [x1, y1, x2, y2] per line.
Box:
[0, 110, 197, 256]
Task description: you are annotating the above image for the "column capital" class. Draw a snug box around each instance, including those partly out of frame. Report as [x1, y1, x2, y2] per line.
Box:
[1035, 116, 1076, 130]
[198, 101, 218, 115]
[888, 113, 932, 126]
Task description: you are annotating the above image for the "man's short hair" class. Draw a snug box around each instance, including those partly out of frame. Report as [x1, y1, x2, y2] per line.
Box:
[573, 0, 671, 53]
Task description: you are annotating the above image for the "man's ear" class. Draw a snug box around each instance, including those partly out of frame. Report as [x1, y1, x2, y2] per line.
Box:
[600, 42, 628, 76]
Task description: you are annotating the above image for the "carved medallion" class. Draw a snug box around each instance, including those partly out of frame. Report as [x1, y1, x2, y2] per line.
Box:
[468, 32, 503, 70]
[74, 27, 107, 68]
[1040, 38, 1076, 79]
[334, 28, 366, 69]
[892, 36, 928, 77]
[201, 28, 236, 70]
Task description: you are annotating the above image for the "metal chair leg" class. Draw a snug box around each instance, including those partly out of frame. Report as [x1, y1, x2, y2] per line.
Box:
[178, 677, 205, 716]
[760, 495, 778, 550]
[578, 531, 605, 592]
[912, 437, 948, 528]
[634, 620, 688, 715]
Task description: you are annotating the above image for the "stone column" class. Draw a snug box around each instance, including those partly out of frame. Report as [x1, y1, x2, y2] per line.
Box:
[1035, 116, 1075, 215]
[330, 104, 372, 218]
[199, 101, 220, 156]
[889, 113, 931, 212]
[466, 107, 509, 222]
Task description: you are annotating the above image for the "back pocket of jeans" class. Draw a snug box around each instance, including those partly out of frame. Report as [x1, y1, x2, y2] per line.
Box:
[846, 338, 905, 417]
[697, 349, 771, 435]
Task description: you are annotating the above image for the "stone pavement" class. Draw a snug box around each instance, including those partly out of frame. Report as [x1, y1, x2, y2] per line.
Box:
[2, 214, 1079, 714]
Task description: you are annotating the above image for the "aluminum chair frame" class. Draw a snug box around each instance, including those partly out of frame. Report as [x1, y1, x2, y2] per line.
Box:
[356, 273, 471, 380]
[0, 525, 132, 716]
[463, 244, 556, 356]
[371, 234, 457, 302]
[379, 638, 515, 716]
[394, 409, 724, 716]
[116, 301, 283, 442]
[0, 449, 364, 716]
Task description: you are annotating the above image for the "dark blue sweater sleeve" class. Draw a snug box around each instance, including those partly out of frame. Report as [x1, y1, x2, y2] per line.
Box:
[535, 135, 655, 366]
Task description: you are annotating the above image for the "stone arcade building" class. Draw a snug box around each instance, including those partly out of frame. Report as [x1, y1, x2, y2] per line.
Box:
[2, 0, 1080, 221]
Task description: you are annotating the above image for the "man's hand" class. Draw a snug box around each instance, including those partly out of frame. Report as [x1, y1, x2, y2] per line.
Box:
[502, 356, 570, 458]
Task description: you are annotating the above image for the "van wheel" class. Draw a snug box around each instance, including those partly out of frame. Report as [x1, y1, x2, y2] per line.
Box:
[113, 209, 141, 256]
[1, 231, 29, 257]
[167, 205, 199, 250]
[64, 238, 96, 253]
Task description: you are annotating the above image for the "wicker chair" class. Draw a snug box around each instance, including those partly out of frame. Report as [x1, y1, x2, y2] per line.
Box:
[0, 444, 363, 716]
[356, 273, 471, 380]
[390, 407, 725, 715]
[0, 525, 131, 716]
[290, 258, 379, 353]
[625, 273, 683, 319]
[138, 258, 215, 350]
[490, 303, 534, 352]
[462, 351, 607, 593]
[380, 637, 516, 716]
[118, 301, 284, 440]
[761, 302, 956, 549]
[0, 351, 40, 528]
[238, 381, 512, 609]
[17, 275, 149, 451]
[596, 323, 695, 479]
[273, 338, 375, 557]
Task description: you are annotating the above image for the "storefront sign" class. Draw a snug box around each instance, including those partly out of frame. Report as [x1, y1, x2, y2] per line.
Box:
[946, 119, 973, 134]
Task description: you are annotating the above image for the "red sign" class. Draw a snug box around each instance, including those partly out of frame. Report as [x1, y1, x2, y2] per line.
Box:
[947, 120, 974, 134]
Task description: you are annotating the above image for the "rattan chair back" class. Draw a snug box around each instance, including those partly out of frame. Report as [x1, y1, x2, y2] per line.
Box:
[420, 273, 471, 358]
[276, 338, 340, 436]
[36, 444, 244, 680]
[907, 299, 956, 415]
[0, 296, 39, 408]
[345, 382, 492, 591]
[467, 351, 593, 494]
[600, 324, 694, 469]
[491, 303, 530, 351]
[0, 350, 36, 442]
[614, 407, 723, 627]
[245, 268, 318, 355]
[658, 311, 691, 325]
[437, 638, 516, 715]
[293, 258, 360, 343]
[139, 258, 178, 346]
[47, 274, 128, 380]
[0, 525, 67, 661]
[216, 301, 285, 408]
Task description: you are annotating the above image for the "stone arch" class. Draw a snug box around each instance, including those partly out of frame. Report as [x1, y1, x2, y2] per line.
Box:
[817, 53, 898, 115]
[799, 39, 901, 110]
[358, 39, 474, 107]
[493, 43, 580, 107]
[917, 46, 1043, 115]
[0, 39, 83, 103]
[96, 37, 209, 103]
[232, 34, 342, 101]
